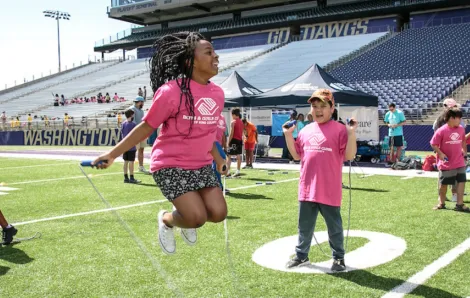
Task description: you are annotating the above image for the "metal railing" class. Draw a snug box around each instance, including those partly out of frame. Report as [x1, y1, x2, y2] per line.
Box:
[0, 117, 122, 132]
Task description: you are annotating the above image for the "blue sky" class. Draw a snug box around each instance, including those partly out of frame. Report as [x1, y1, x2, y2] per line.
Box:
[0, 0, 137, 89]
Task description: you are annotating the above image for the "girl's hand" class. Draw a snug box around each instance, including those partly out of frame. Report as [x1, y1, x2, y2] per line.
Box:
[92, 153, 115, 169]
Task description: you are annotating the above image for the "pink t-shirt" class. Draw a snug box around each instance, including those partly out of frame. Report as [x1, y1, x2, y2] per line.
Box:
[216, 114, 226, 145]
[430, 124, 465, 171]
[295, 120, 348, 207]
[142, 80, 225, 172]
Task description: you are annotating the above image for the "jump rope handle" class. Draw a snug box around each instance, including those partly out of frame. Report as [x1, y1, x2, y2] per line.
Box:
[346, 118, 356, 126]
[80, 160, 107, 168]
[214, 142, 228, 173]
[283, 120, 297, 129]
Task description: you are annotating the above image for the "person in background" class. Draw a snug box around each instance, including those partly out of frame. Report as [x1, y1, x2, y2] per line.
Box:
[227, 108, 244, 177]
[0, 210, 17, 245]
[306, 113, 314, 124]
[242, 118, 258, 169]
[138, 87, 143, 97]
[296, 113, 306, 132]
[384, 103, 406, 164]
[121, 109, 141, 184]
[282, 110, 299, 164]
[117, 112, 122, 127]
[131, 96, 149, 174]
[143, 86, 147, 101]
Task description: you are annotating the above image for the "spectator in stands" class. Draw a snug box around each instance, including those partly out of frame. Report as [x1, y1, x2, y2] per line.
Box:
[1, 111, 6, 128]
[138, 87, 143, 97]
[0, 210, 17, 245]
[54, 94, 59, 107]
[227, 108, 244, 177]
[384, 103, 406, 164]
[113, 93, 119, 102]
[27, 114, 32, 130]
[60, 95, 65, 106]
[242, 118, 258, 169]
[44, 116, 49, 127]
[117, 112, 122, 127]
[105, 93, 111, 103]
[64, 113, 70, 129]
[121, 109, 141, 184]
[143, 86, 147, 100]
[131, 96, 149, 174]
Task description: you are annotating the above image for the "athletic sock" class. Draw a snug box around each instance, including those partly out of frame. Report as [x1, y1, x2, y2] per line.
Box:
[124, 174, 129, 180]
[130, 175, 134, 180]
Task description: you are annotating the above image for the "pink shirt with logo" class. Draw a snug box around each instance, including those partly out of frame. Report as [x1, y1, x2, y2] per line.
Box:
[295, 120, 348, 207]
[430, 124, 465, 171]
[142, 80, 225, 172]
[216, 114, 226, 144]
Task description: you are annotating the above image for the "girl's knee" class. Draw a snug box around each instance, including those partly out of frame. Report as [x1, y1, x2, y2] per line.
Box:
[187, 212, 208, 228]
[208, 207, 227, 223]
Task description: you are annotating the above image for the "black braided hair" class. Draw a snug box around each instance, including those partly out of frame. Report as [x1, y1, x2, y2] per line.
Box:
[149, 31, 206, 137]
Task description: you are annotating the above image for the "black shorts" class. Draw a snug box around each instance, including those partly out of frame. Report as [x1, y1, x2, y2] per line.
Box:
[389, 136, 404, 147]
[123, 150, 136, 162]
[227, 139, 243, 155]
[152, 165, 219, 201]
[439, 167, 466, 185]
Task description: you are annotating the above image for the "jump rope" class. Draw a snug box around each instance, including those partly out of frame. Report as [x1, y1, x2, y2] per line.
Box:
[80, 157, 243, 297]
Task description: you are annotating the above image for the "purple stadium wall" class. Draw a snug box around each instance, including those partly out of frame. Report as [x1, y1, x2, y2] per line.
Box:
[1, 125, 469, 151]
[211, 16, 396, 50]
[410, 8, 470, 28]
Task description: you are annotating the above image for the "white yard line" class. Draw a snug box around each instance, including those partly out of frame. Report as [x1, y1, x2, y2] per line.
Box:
[0, 162, 76, 170]
[7, 172, 123, 185]
[13, 200, 167, 226]
[382, 236, 470, 298]
[401, 176, 414, 180]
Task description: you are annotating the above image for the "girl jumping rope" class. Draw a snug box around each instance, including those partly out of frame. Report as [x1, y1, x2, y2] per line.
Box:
[92, 32, 228, 255]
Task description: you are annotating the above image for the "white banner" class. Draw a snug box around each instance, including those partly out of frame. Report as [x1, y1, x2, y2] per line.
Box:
[338, 106, 379, 141]
[250, 110, 272, 126]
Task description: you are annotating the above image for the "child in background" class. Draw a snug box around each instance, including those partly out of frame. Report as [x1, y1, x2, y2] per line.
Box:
[122, 109, 140, 184]
[242, 118, 258, 169]
[283, 89, 357, 272]
[431, 107, 469, 212]
[0, 210, 17, 245]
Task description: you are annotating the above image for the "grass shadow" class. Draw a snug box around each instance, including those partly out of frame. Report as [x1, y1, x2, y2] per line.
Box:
[226, 215, 240, 220]
[0, 265, 9, 276]
[135, 183, 157, 188]
[227, 193, 273, 200]
[350, 187, 390, 193]
[331, 269, 460, 298]
[242, 178, 276, 182]
[0, 245, 35, 275]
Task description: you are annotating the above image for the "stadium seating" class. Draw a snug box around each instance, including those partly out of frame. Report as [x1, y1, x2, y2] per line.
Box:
[331, 23, 470, 119]
[212, 33, 387, 89]
[0, 62, 115, 102]
[0, 59, 148, 117]
[84, 44, 276, 102]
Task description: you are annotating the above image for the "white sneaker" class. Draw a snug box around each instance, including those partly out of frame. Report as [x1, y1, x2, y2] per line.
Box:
[452, 193, 457, 202]
[233, 170, 240, 177]
[158, 210, 176, 255]
[172, 206, 197, 246]
[139, 166, 149, 174]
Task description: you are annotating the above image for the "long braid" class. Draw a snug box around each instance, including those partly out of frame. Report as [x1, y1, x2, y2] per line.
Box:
[149, 32, 205, 137]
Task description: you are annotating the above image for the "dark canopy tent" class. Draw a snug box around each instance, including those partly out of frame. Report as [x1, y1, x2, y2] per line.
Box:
[247, 64, 378, 107]
[218, 71, 263, 107]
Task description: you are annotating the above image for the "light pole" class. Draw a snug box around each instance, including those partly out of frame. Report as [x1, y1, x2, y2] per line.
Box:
[43, 10, 71, 73]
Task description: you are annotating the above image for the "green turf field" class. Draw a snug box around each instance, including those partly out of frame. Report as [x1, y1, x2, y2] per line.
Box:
[0, 157, 469, 297]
